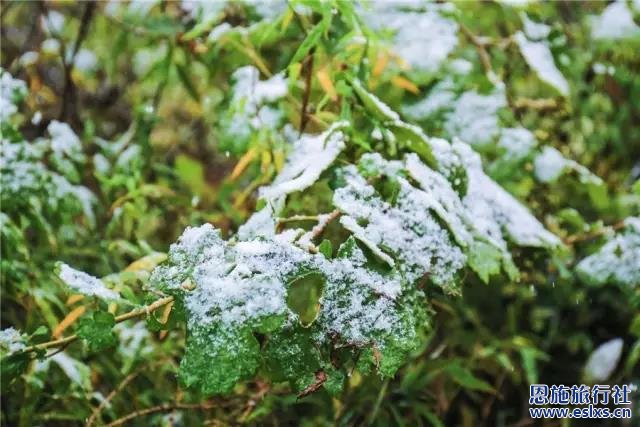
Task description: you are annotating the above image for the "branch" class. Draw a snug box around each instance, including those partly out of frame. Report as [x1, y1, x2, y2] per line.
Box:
[104, 402, 216, 427]
[19, 296, 175, 354]
[563, 220, 626, 245]
[60, 2, 96, 121]
[460, 24, 496, 82]
[299, 49, 316, 136]
[86, 371, 139, 427]
[86, 360, 170, 427]
[297, 370, 327, 399]
[513, 97, 559, 112]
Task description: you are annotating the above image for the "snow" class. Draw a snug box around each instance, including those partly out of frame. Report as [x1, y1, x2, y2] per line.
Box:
[43, 10, 65, 34]
[150, 115, 564, 354]
[1, 69, 27, 120]
[50, 352, 89, 387]
[182, 0, 225, 21]
[364, 3, 459, 73]
[133, 45, 168, 76]
[115, 321, 151, 360]
[334, 157, 466, 289]
[403, 78, 457, 121]
[444, 89, 507, 146]
[584, 338, 624, 381]
[50, 174, 97, 225]
[48, 120, 83, 161]
[42, 38, 61, 54]
[73, 49, 98, 72]
[208, 23, 232, 42]
[454, 142, 561, 248]
[237, 204, 278, 241]
[515, 32, 569, 96]
[534, 146, 604, 186]
[0, 327, 25, 353]
[576, 217, 640, 287]
[499, 127, 537, 160]
[534, 146, 566, 182]
[297, 213, 334, 251]
[592, 1, 640, 40]
[19, 51, 39, 66]
[224, 66, 288, 141]
[233, 66, 288, 106]
[58, 264, 120, 301]
[259, 122, 348, 199]
[152, 214, 406, 348]
[521, 13, 551, 40]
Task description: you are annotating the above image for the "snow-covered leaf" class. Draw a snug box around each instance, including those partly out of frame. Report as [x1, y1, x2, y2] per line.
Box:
[57, 263, 120, 301]
[514, 32, 569, 96]
[584, 338, 624, 382]
[576, 217, 640, 287]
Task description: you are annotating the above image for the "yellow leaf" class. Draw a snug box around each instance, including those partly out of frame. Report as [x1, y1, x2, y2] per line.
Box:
[230, 148, 257, 181]
[261, 150, 272, 174]
[373, 53, 388, 77]
[390, 52, 411, 71]
[316, 67, 338, 101]
[53, 306, 86, 338]
[273, 149, 285, 172]
[66, 294, 84, 306]
[159, 300, 174, 325]
[391, 76, 420, 94]
[124, 253, 168, 273]
[281, 8, 294, 31]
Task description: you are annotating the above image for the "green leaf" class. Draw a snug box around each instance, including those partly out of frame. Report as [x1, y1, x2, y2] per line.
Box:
[76, 311, 117, 352]
[1, 353, 30, 392]
[468, 241, 502, 283]
[443, 362, 493, 392]
[180, 323, 260, 395]
[520, 347, 540, 384]
[289, 13, 332, 65]
[318, 239, 333, 259]
[176, 63, 200, 102]
[263, 327, 321, 392]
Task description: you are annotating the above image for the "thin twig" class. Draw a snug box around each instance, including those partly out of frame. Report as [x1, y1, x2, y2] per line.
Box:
[563, 220, 626, 245]
[308, 209, 341, 242]
[276, 214, 322, 223]
[86, 371, 139, 427]
[19, 296, 174, 354]
[299, 48, 315, 135]
[60, 2, 96, 121]
[238, 380, 270, 422]
[104, 402, 216, 427]
[513, 97, 559, 111]
[460, 24, 496, 81]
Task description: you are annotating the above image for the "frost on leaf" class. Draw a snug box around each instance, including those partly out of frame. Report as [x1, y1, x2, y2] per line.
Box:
[591, 1, 640, 40]
[0, 328, 25, 354]
[152, 89, 562, 394]
[583, 338, 624, 382]
[57, 263, 120, 301]
[220, 66, 288, 153]
[0, 68, 27, 121]
[514, 31, 569, 96]
[576, 217, 640, 287]
[151, 220, 422, 393]
[334, 155, 466, 290]
[534, 147, 604, 188]
[456, 142, 561, 249]
[444, 89, 508, 147]
[1, 89, 96, 228]
[260, 122, 348, 200]
[363, 2, 458, 73]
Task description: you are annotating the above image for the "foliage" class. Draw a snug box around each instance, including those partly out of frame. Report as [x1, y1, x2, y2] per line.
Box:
[1, 1, 639, 426]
